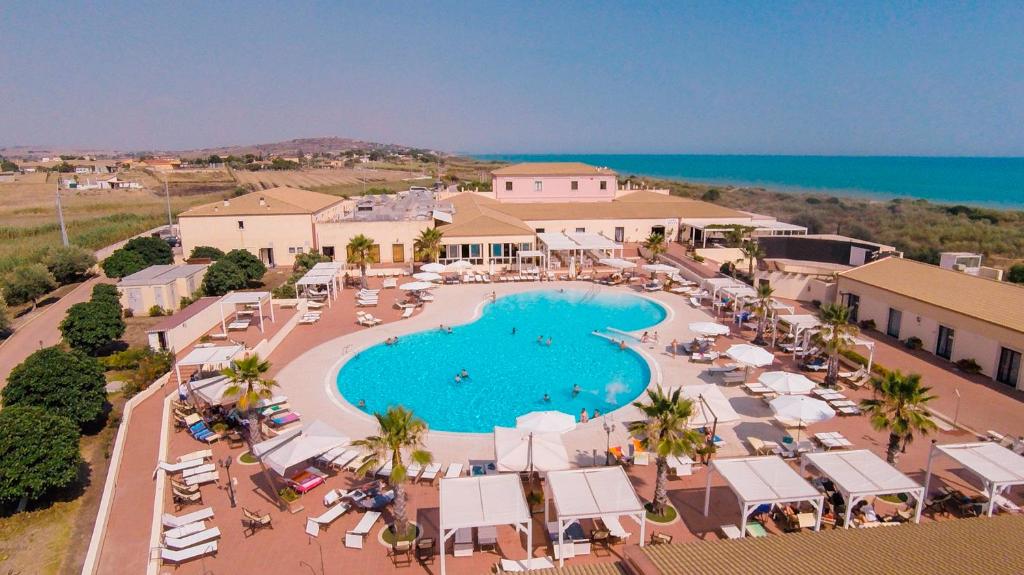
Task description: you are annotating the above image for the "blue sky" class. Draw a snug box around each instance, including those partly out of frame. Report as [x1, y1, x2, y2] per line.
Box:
[2, 1, 1022, 155]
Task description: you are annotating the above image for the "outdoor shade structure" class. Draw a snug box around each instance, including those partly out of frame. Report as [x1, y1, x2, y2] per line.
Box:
[296, 262, 344, 306]
[701, 277, 745, 299]
[399, 281, 436, 291]
[445, 260, 474, 271]
[677, 384, 741, 427]
[189, 374, 236, 406]
[544, 467, 646, 567]
[642, 263, 677, 274]
[537, 232, 623, 273]
[759, 371, 816, 395]
[218, 291, 274, 333]
[439, 475, 531, 575]
[704, 456, 825, 537]
[688, 322, 730, 337]
[772, 314, 821, 350]
[420, 262, 445, 273]
[769, 395, 835, 440]
[515, 249, 547, 272]
[494, 426, 570, 473]
[923, 442, 1024, 517]
[412, 271, 442, 282]
[801, 450, 926, 528]
[250, 420, 349, 476]
[726, 344, 775, 368]
[597, 257, 636, 270]
[516, 411, 577, 434]
[173, 344, 243, 386]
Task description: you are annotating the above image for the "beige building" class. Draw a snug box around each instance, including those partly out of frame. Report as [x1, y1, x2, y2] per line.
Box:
[837, 257, 1024, 390]
[117, 264, 207, 314]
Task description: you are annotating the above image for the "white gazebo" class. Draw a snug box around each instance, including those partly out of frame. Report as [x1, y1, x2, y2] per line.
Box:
[923, 441, 1024, 517]
[801, 450, 925, 527]
[439, 475, 532, 575]
[189, 374, 236, 406]
[515, 250, 547, 272]
[772, 314, 821, 349]
[296, 263, 344, 305]
[218, 291, 274, 333]
[250, 420, 349, 476]
[544, 467, 645, 567]
[701, 277, 745, 299]
[704, 455, 825, 536]
[174, 344, 243, 384]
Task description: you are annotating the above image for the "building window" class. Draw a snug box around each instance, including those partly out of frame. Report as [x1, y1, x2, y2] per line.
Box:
[936, 325, 954, 360]
[997, 347, 1021, 387]
[505, 181, 513, 191]
[488, 242, 528, 264]
[575, 227, 586, 233]
[571, 181, 578, 190]
[237, 220, 245, 230]
[535, 228, 545, 234]
[296, 247, 304, 254]
[439, 243, 483, 265]
[288, 247, 296, 254]
[600, 181, 607, 190]
[534, 180, 543, 192]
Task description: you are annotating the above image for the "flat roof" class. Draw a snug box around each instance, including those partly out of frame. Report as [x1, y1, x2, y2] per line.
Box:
[439, 474, 530, 530]
[180, 187, 343, 217]
[546, 467, 643, 519]
[839, 257, 1024, 334]
[712, 456, 822, 504]
[802, 450, 922, 497]
[117, 264, 206, 286]
[936, 442, 1024, 485]
[491, 162, 614, 177]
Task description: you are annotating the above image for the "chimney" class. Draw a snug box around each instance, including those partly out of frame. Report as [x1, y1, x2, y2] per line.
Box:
[259, 197, 266, 207]
[223, 199, 230, 207]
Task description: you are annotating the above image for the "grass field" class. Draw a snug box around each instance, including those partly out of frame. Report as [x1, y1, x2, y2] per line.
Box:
[233, 167, 424, 190]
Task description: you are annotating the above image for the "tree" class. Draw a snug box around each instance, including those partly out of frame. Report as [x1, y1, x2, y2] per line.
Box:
[202, 260, 248, 296]
[188, 245, 225, 261]
[722, 225, 755, 248]
[293, 250, 332, 274]
[627, 386, 701, 516]
[641, 232, 667, 263]
[1008, 264, 1024, 284]
[0, 294, 9, 334]
[353, 406, 432, 535]
[346, 234, 375, 289]
[812, 303, 860, 388]
[413, 227, 444, 263]
[223, 249, 267, 282]
[60, 301, 125, 354]
[43, 245, 97, 285]
[3, 346, 107, 427]
[123, 236, 173, 266]
[739, 240, 764, 278]
[0, 157, 19, 172]
[701, 188, 721, 202]
[90, 283, 121, 309]
[2, 264, 57, 307]
[745, 283, 775, 346]
[0, 406, 82, 508]
[859, 371, 938, 464]
[101, 248, 147, 279]
[221, 354, 277, 443]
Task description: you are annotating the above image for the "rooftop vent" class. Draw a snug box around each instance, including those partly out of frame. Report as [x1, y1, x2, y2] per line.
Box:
[259, 197, 266, 207]
[223, 199, 230, 207]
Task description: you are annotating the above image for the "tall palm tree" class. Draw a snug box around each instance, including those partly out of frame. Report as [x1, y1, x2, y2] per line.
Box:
[413, 227, 444, 263]
[346, 234, 375, 289]
[627, 386, 702, 515]
[221, 354, 277, 443]
[859, 371, 938, 464]
[642, 232, 667, 263]
[745, 283, 775, 345]
[812, 303, 860, 388]
[739, 240, 764, 278]
[353, 406, 432, 535]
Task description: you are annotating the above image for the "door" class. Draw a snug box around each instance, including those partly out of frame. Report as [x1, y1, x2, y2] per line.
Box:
[259, 248, 275, 267]
[614, 227, 624, 242]
[936, 325, 954, 360]
[845, 294, 860, 323]
[392, 243, 405, 263]
[322, 246, 335, 260]
[886, 308, 902, 338]
[997, 348, 1021, 387]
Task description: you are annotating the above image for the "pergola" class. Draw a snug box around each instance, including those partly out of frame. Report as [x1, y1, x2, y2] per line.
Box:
[923, 441, 1024, 516]
[801, 450, 925, 527]
[173, 344, 243, 384]
[704, 455, 825, 537]
[515, 249, 547, 272]
[772, 314, 821, 349]
[537, 232, 623, 272]
[719, 284, 757, 305]
[189, 374, 235, 406]
[544, 467, 645, 567]
[218, 291, 274, 334]
[701, 277, 745, 299]
[295, 262, 343, 305]
[439, 475, 532, 575]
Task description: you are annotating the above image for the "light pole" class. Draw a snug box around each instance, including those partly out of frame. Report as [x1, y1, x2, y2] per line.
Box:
[55, 185, 69, 247]
[222, 456, 236, 507]
[953, 388, 961, 426]
[163, 177, 173, 235]
[603, 419, 616, 466]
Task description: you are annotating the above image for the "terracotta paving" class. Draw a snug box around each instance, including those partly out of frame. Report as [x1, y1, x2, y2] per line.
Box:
[91, 277, 1024, 575]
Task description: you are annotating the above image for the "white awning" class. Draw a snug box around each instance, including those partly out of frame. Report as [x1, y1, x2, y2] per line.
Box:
[517, 250, 544, 258]
[439, 474, 531, 530]
[178, 345, 243, 367]
[546, 467, 643, 519]
[219, 291, 271, 305]
[924, 442, 1024, 517]
[310, 262, 345, 272]
[802, 450, 925, 526]
[566, 231, 621, 251]
[250, 420, 349, 476]
[189, 375, 238, 406]
[597, 258, 636, 270]
[778, 314, 821, 333]
[536, 232, 577, 251]
[720, 285, 757, 301]
[701, 277, 745, 297]
[678, 383, 741, 426]
[295, 270, 337, 285]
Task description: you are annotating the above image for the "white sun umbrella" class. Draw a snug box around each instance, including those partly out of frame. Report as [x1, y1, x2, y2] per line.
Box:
[412, 271, 442, 282]
[689, 321, 730, 337]
[446, 260, 473, 271]
[494, 426, 570, 473]
[642, 263, 677, 274]
[759, 371, 816, 395]
[420, 262, 445, 273]
[726, 344, 775, 367]
[598, 257, 635, 270]
[399, 281, 437, 291]
[516, 410, 577, 434]
[769, 395, 835, 442]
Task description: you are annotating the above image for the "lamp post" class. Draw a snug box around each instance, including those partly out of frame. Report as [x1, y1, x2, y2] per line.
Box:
[603, 419, 616, 466]
[222, 456, 236, 508]
[953, 388, 962, 426]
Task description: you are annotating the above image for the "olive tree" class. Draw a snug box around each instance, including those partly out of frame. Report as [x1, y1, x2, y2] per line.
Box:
[0, 406, 82, 509]
[3, 346, 107, 427]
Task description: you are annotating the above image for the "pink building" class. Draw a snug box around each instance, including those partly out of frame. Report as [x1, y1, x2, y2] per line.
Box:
[492, 162, 618, 203]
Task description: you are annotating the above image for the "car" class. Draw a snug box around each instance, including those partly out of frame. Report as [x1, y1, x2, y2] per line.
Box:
[162, 235, 181, 247]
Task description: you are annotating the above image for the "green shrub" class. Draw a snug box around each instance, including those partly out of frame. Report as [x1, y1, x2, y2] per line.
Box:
[60, 301, 125, 354]
[3, 346, 107, 427]
[101, 248, 147, 279]
[0, 405, 82, 506]
[2, 264, 57, 306]
[840, 348, 889, 377]
[42, 245, 96, 285]
[278, 487, 299, 502]
[148, 305, 166, 317]
[905, 336, 923, 350]
[691, 254, 705, 263]
[955, 358, 982, 374]
[223, 249, 266, 282]
[188, 245, 225, 260]
[122, 236, 173, 266]
[202, 259, 247, 296]
[858, 319, 876, 330]
[1008, 264, 1024, 284]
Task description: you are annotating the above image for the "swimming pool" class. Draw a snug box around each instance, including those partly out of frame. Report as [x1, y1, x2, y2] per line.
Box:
[335, 289, 667, 432]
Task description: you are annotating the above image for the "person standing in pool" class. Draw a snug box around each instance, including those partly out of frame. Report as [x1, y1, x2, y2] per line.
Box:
[593, 408, 601, 419]
[543, 393, 551, 403]
[460, 368, 469, 379]
[546, 337, 552, 346]
[572, 384, 581, 397]
[580, 408, 589, 423]
[454, 374, 462, 384]
[537, 335, 544, 344]
[512, 327, 517, 335]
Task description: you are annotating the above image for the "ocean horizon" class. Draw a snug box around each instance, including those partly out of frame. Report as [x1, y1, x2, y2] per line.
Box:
[472, 154, 1024, 210]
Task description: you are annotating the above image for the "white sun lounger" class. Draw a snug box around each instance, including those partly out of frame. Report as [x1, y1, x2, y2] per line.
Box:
[164, 526, 221, 550]
[419, 462, 442, 484]
[500, 557, 555, 572]
[445, 462, 464, 478]
[305, 502, 351, 537]
[600, 514, 631, 539]
[184, 470, 219, 486]
[162, 507, 215, 529]
[181, 463, 216, 478]
[176, 449, 213, 463]
[454, 527, 474, 556]
[345, 511, 382, 548]
[401, 307, 414, 319]
[382, 278, 397, 289]
[689, 297, 702, 307]
[376, 460, 394, 477]
[164, 520, 207, 539]
[318, 448, 359, 471]
[157, 541, 218, 564]
[406, 462, 424, 481]
[154, 458, 206, 476]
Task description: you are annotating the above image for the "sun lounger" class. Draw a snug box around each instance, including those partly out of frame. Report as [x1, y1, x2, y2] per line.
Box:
[318, 448, 359, 471]
[184, 470, 219, 486]
[164, 520, 207, 539]
[689, 297, 702, 308]
[419, 462, 442, 484]
[406, 462, 424, 482]
[176, 449, 213, 463]
[345, 511, 382, 548]
[227, 320, 250, 331]
[270, 412, 301, 427]
[306, 301, 325, 309]
[453, 527, 474, 556]
[181, 463, 216, 478]
[445, 462, 464, 478]
[154, 458, 206, 476]
[164, 526, 221, 550]
[356, 299, 378, 307]
[383, 278, 397, 289]
[747, 437, 780, 456]
[157, 541, 218, 564]
[499, 557, 555, 572]
[401, 307, 414, 319]
[837, 405, 862, 416]
[288, 469, 325, 493]
[261, 403, 290, 417]
[719, 524, 743, 539]
[600, 514, 631, 540]
[643, 281, 662, 292]
[723, 372, 746, 385]
[162, 507, 215, 529]
[305, 502, 351, 537]
[376, 460, 394, 478]
[667, 454, 694, 477]
[298, 315, 319, 325]
[706, 363, 740, 374]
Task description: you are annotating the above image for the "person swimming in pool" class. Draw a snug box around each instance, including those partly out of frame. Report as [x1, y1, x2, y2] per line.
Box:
[357, 399, 366, 409]
[543, 393, 551, 403]
[455, 374, 462, 384]
[460, 368, 469, 379]
[546, 337, 552, 346]
[580, 408, 589, 423]
[618, 340, 627, 350]
[593, 408, 601, 418]
[537, 335, 544, 344]
[512, 327, 517, 335]
[447, 327, 453, 334]
[572, 384, 581, 397]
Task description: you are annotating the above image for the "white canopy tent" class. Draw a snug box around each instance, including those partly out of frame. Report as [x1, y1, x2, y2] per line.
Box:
[719, 284, 757, 304]
[494, 427, 570, 473]
[218, 291, 274, 334]
[420, 262, 446, 273]
[801, 450, 925, 527]
[537, 232, 623, 272]
[174, 344, 243, 385]
[677, 384, 741, 427]
[250, 420, 349, 476]
[597, 257, 635, 270]
[701, 277, 745, 299]
[759, 371, 816, 395]
[772, 314, 821, 350]
[189, 374, 236, 406]
[923, 442, 1024, 517]
[565, 231, 621, 253]
[439, 475, 532, 575]
[296, 270, 339, 306]
[688, 321, 730, 337]
[704, 456, 825, 537]
[544, 467, 645, 567]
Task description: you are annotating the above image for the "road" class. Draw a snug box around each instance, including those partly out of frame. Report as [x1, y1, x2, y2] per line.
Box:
[0, 226, 169, 387]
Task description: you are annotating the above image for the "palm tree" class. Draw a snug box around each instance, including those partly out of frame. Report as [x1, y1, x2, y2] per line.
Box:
[859, 371, 938, 464]
[811, 303, 860, 388]
[745, 283, 775, 345]
[642, 232, 667, 263]
[353, 406, 432, 535]
[413, 227, 444, 263]
[221, 354, 277, 443]
[346, 234, 375, 289]
[739, 240, 764, 278]
[722, 225, 754, 248]
[627, 386, 702, 515]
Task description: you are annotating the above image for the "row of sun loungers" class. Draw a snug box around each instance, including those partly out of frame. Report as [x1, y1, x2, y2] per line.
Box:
[157, 507, 218, 565]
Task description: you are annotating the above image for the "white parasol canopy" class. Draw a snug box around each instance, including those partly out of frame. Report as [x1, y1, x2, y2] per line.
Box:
[642, 263, 677, 273]
[689, 321, 730, 336]
[598, 258, 635, 270]
[400, 281, 437, 291]
[412, 271, 442, 281]
[726, 344, 775, 367]
[250, 420, 350, 476]
[446, 260, 473, 271]
[770, 395, 835, 440]
[516, 411, 577, 434]
[420, 263, 445, 273]
[759, 371, 816, 395]
[494, 426, 570, 473]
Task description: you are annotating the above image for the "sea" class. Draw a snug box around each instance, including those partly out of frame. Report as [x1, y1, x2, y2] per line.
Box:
[473, 154, 1024, 210]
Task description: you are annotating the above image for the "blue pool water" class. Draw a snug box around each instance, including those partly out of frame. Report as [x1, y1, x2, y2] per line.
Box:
[336, 289, 666, 432]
